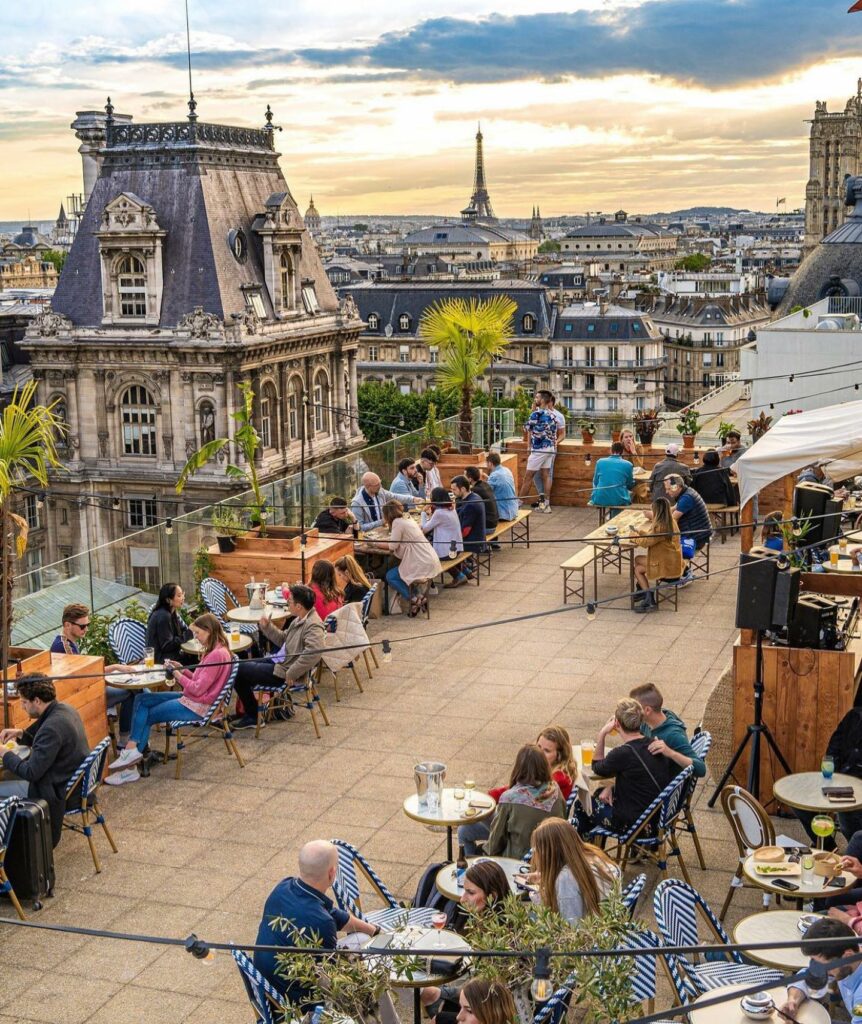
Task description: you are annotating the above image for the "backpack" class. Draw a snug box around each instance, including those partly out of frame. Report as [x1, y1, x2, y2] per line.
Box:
[411, 861, 460, 922]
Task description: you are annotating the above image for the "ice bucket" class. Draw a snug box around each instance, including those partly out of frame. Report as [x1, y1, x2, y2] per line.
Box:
[414, 761, 447, 812]
[247, 583, 266, 610]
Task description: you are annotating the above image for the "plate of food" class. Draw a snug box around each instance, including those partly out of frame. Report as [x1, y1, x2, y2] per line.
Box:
[753, 861, 801, 877]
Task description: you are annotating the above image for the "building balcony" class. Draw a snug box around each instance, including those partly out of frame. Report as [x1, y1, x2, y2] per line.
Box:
[551, 357, 667, 370]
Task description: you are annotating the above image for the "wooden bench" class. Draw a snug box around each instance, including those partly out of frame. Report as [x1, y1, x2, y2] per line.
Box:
[706, 504, 740, 543]
[561, 546, 597, 604]
[474, 509, 533, 576]
[438, 551, 480, 588]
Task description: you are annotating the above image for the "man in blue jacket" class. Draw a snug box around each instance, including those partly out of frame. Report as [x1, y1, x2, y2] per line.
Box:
[389, 458, 422, 506]
[445, 475, 486, 588]
[590, 441, 635, 510]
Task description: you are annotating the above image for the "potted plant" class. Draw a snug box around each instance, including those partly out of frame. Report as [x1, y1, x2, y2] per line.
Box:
[578, 418, 597, 444]
[747, 411, 773, 442]
[211, 505, 243, 553]
[634, 409, 660, 448]
[609, 414, 625, 443]
[717, 421, 737, 444]
[676, 408, 701, 449]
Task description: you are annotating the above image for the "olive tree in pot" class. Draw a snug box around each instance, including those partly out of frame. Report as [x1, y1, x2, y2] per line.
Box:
[210, 505, 243, 553]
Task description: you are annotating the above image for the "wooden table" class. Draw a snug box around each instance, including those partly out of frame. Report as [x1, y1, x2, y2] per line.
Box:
[742, 854, 857, 899]
[732, 910, 822, 970]
[181, 635, 253, 655]
[434, 856, 525, 901]
[772, 772, 862, 813]
[403, 789, 495, 861]
[688, 981, 829, 1023]
[583, 507, 650, 608]
[225, 604, 290, 624]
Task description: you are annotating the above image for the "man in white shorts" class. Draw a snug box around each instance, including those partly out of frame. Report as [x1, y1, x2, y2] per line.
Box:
[519, 390, 558, 513]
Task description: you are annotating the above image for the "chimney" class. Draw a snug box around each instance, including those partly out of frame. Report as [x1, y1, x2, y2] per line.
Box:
[70, 102, 132, 203]
[599, 297, 609, 316]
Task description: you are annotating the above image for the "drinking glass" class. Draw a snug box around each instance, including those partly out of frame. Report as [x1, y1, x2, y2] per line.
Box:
[812, 814, 836, 850]
[431, 911, 447, 947]
[801, 854, 815, 886]
[454, 787, 465, 811]
[830, 549, 841, 568]
[143, 647, 155, 669]
[230, 625, 241, 647]
[581, 741, 595, 768]
[822, 756, 835, 781]
[839, 536, 849, 553]
[464, 780, 475, 806]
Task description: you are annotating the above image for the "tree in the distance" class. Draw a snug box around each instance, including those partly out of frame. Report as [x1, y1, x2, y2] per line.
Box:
[674, 253, 711, 272]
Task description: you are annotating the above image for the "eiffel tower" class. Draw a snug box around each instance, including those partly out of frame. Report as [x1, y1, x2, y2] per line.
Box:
[461, 123, 497, 224]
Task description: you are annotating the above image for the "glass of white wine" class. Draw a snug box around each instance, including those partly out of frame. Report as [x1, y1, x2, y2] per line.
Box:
[465, 779, 475, 809]
[454, 786, 465, 812]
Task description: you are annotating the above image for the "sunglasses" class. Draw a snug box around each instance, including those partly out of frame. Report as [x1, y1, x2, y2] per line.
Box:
[73, 622, 90, 630]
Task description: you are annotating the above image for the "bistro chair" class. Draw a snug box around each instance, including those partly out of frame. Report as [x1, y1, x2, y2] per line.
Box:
[164, 659, 244, 778]
[320, 607, 368, 702]
[589, 765, 694, 882]
[0, 797, 25, 920]
[107, 617, 147, 664]
[653, 878, 781, 1003]
[674, 729, 713, 871]
[620, 873, 647, 917]
[330, 839, 437, 928]
[359, 583, 380, 675]
[199, 577, 258, 636]
[63, 737, 118, 874]
[231, 949, 283, 1024]
[718, 784, 775, 920]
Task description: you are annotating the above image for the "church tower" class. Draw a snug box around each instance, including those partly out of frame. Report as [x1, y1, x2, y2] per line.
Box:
[529, 205, 544, 240]
[461, 124, 497, 224]
[805, 81, 862, 251]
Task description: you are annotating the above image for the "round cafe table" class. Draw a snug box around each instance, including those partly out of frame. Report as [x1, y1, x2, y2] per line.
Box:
[688, 981, 829, 1024]
[105, 666, 170, 690]
[773, 772, 862, 813]
[225, 604, 289, 624]
[732, 910, 823, 971]
[387, 925, 471, 1024]
[435, 856, 525, 901]
[181, 634, 253, 655]
[742, 854, 857, 899]
[403, 789, 495, 861]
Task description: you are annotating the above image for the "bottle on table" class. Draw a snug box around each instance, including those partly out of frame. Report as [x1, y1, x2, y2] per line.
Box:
[455, 845, 468, 889]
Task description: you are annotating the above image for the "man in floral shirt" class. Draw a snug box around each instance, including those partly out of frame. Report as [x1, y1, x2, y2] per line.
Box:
[518, 390, 559, 513]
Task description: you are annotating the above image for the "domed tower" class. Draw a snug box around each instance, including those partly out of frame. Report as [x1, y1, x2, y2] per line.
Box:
[304, 196, 321, 234]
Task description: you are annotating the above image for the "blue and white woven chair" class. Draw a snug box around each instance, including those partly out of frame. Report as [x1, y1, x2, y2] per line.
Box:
[232, 949, 283, 1024]
[199, 577, 258, 636]
[0, 797, 24, 920]
[359, 583, 380, 675]
[63, 737, 118, 874]
[620, 873, 647, 916]
[107, 617, 147, 664]
[589, 765, 694, 883]
[653, 877, 782, 1002]
[164, 659, 244, 778]
[675, 729, 712, 871]
[330, 839, 437, 929]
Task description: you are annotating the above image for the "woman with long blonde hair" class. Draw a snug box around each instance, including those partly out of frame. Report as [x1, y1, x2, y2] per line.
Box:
[334, 554, 372, 604]
[530, 817, 619, 923]
[536, 725, 577, 801]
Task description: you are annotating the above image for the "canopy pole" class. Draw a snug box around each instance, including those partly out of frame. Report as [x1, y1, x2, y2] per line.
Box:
[740, 497, 754, 553]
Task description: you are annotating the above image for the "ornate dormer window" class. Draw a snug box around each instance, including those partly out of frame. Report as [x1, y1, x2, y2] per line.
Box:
[280, 252, 296, 312]
[399, 313, 411, 332]
[254, 192, 303, 315]
[97, 193, 165, 325]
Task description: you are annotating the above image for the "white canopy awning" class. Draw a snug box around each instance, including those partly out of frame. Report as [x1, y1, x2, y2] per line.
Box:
[735, 400, 862, 510]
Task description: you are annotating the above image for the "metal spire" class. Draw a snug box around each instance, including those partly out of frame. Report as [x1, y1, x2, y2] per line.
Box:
[185, 0, 197, 122]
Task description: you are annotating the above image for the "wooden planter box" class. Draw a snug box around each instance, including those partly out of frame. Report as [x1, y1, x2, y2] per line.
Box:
[436, 450, 521, 490]
[208, 526, 353, 596]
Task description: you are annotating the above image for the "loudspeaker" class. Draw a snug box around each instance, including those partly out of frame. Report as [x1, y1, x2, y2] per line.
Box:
[771, 566, 801, 628]
[788, 594, 839, 649]
[820, 498, 844, 547]
[735, 547, 778, 631]
[793, 483, 842, 545]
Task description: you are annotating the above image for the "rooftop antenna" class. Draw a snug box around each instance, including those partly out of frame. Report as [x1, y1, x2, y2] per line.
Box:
[185, 0, 197, 122]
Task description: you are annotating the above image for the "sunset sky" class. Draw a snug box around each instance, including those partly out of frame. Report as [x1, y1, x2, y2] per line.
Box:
[3, 0, 862, 220]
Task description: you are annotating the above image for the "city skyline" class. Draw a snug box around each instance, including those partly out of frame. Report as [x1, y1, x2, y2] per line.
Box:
[2, 0, 861, 220]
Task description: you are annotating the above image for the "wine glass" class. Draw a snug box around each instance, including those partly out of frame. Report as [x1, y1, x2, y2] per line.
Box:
[465, 779, 475, 807]
[454, 787, 465, 812]
[811, 814, 836, 851]
[431, 911, 447, 947]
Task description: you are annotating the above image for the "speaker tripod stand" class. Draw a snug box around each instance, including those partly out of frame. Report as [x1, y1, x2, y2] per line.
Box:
[708, 630, 792, 806]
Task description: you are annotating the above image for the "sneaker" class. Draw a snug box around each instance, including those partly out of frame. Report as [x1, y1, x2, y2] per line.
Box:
[542, 503, 552, 514]
[531, 499, 544, 509]
[108, 747, 143, 771]
[231, 715, 259, 730]
[103, 767, 140, 786]
[444, 574, 467, 589]
[678, 569, 695, 588]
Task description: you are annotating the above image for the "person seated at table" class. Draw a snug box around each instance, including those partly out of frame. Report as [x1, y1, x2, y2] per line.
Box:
[485, 452, 519, 521]
[350, 472, 399, 530]
[390, 457, 424, 505]
[485, 744, 565, 860]
[464, 466, 499, 534]
[798, 463, 851, 502]
[719, 429, 747, 469]
[51, 602, 135, 736]
[419, 448, 443, 496]
[759, 510, 785, 552]
[590, 441, 635, 510]
[527, 817, 620, 924]
[621, 428, 650, 503]
[575, 698, 675, 838]
[778, 918, 861, 1022]
[631, 497, 684, 613]
[334, 555, 372, 604]
[381, 499, 442, 616]
[662, 473, 712, 552]
[421, 860, 511, 1024]
[312, 496, 355, 535]
[255, 840, 380, 1007]
[691, 449, 736, 507]
[648, 443, 692, 501]
[0, 674, 90, 847]
[421, 486, 464, 559]
[107, 613, 234, 779]
[489, 726, 576, 804]
[629, 683, 705, 777]
[147, 583, 194, 665]
[310, 560, 344, 621]
[445, 476, 487, 589]
[231, 584, 325, 730]
[456, 979, 518, 1024]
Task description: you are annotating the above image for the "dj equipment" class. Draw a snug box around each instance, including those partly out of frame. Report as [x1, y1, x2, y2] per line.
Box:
[793, 482, 843, 546]
[788, 594, 840, 650]
[735, 547, 801, 631]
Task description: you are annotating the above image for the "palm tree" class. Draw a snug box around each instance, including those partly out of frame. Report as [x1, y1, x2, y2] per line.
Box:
[419, 295, 516, 447]
[0, 382, 64, 673]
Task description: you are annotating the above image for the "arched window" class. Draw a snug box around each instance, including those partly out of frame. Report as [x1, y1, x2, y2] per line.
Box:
[522, 314, 535, 333]
[367, 313, 379, 331]
[199, 401, 216, 445]
[313, 370, 330, 433]
[260, 382, 278, 449]
[398, 313, 411, 332]
[117, 255, 147, 318]
[287, 376, 302, 440]
[121, 385, 157, 455]
[50, 396, 67, 445]
[280, 252, 296, 311]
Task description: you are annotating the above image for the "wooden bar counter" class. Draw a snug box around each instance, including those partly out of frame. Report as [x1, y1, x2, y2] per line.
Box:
[3, 648, 107, 749]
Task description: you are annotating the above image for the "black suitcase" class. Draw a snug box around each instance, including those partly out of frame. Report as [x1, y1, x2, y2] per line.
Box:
[6, 798, 55, 909]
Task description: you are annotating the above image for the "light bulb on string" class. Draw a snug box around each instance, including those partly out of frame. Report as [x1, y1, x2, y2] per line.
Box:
[381, 639, 393, 664]
[165, 518, 173, 536]
[399, 416, 405, 428]
[586, 602, 597, 621]
[693, 452, 700, 466]
[584, 452, 592, 466]
[789, 374, 794, 383]
[184, 934, 215, 963]
[531, 949, 552, 1003]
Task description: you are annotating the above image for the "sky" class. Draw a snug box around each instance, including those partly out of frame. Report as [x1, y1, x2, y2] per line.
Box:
[3, 0, 862, 220]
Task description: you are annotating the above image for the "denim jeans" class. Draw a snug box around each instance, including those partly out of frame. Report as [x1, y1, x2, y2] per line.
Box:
[106, 685, 134, 733]
[386, 566, 411, 601]
[129, 691, 202, 749]
[458, 819, 491, 855]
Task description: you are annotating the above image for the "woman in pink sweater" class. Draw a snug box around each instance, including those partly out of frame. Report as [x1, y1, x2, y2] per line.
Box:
[108, 613, 233, 781]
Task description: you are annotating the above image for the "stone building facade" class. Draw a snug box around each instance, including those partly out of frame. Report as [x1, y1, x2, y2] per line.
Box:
[805, 82, 862, 251]
[20, 102, 362, 585]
